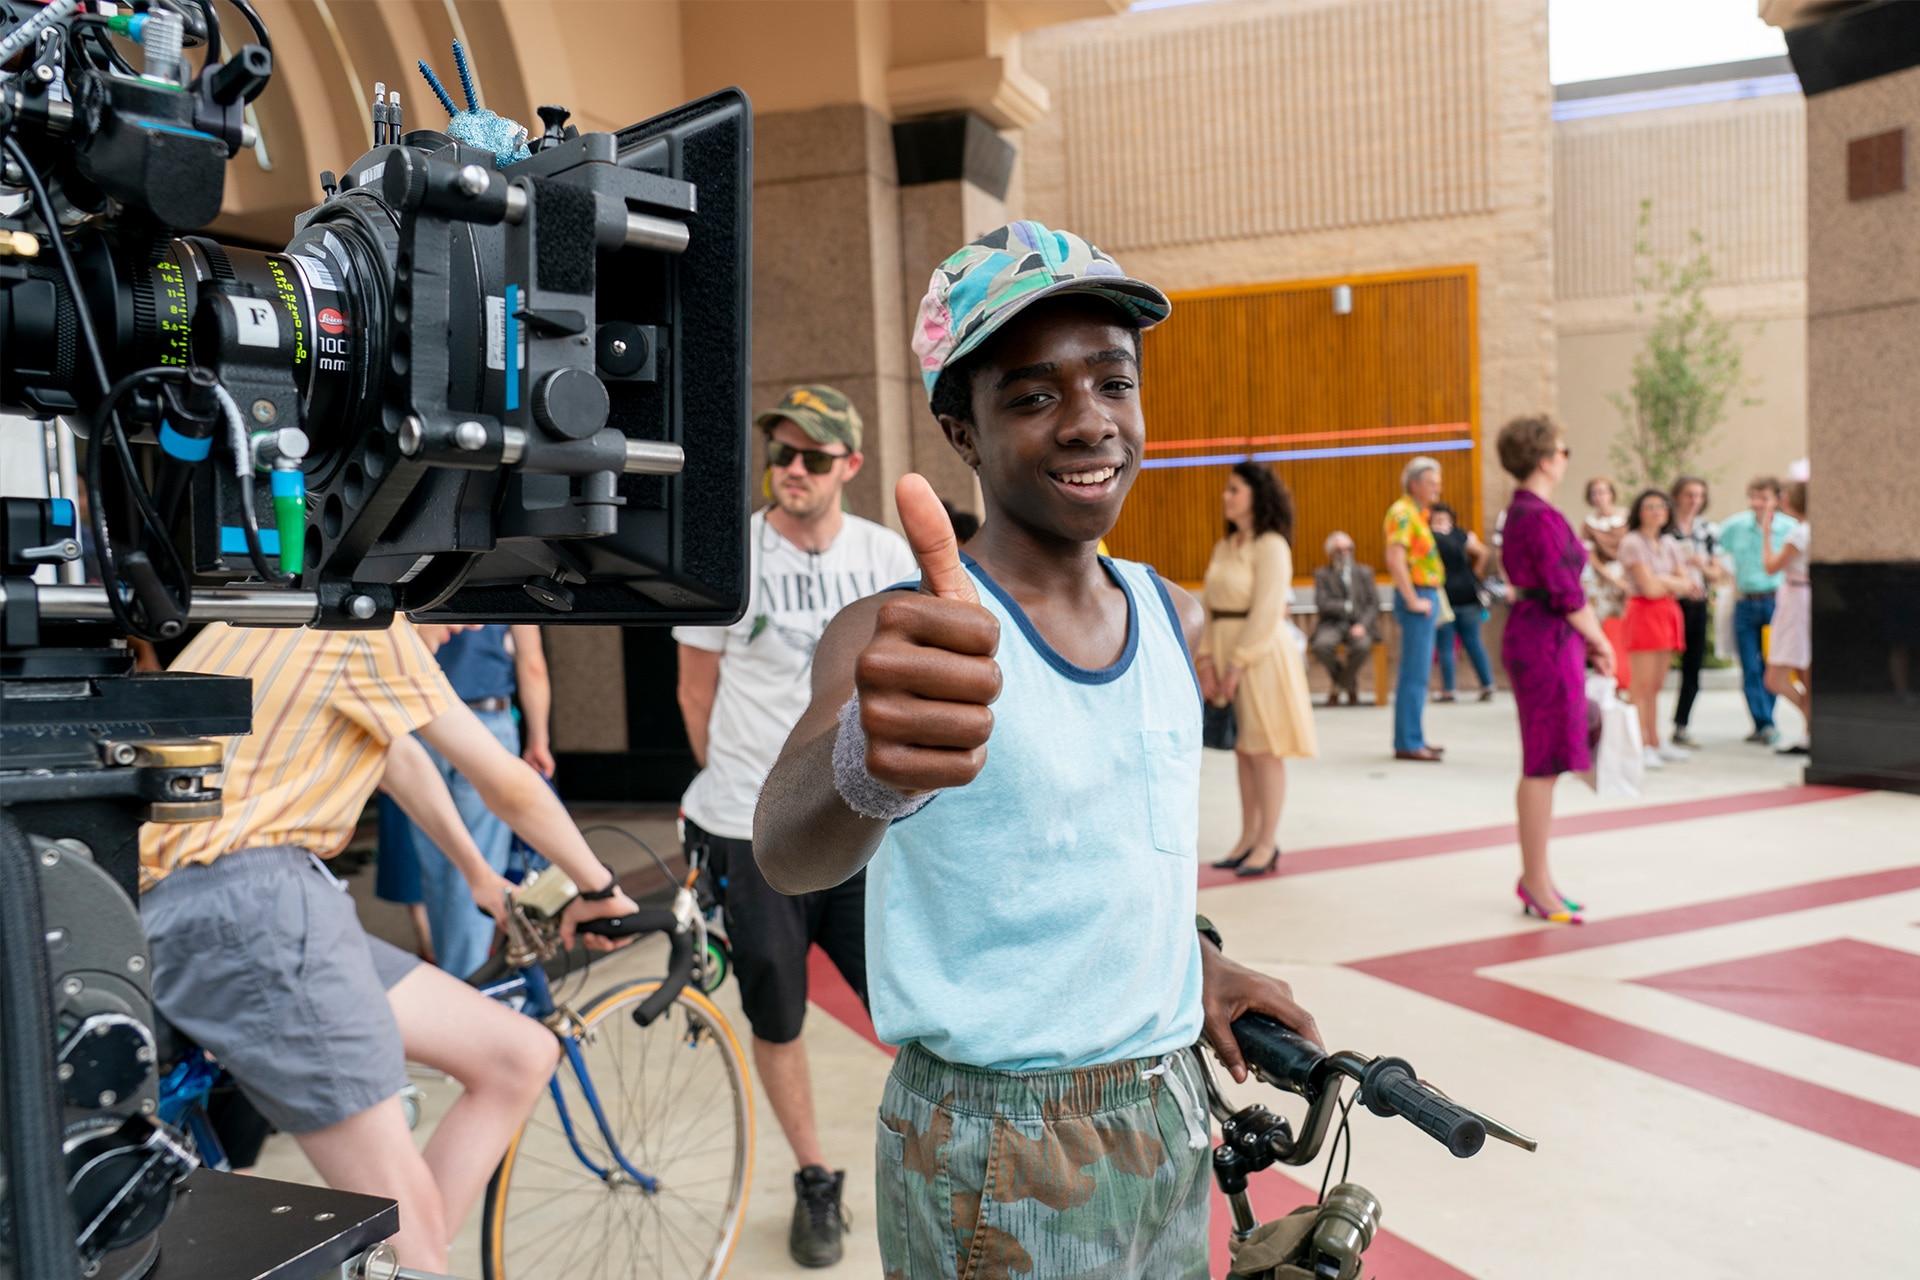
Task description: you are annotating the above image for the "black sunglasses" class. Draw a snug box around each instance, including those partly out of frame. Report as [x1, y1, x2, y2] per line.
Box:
[766, 440, 848, 475]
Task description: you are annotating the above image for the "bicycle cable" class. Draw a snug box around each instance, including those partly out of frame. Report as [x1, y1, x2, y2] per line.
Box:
[1316, 1090, 1355, 1205]
[577, 825, 680, 889]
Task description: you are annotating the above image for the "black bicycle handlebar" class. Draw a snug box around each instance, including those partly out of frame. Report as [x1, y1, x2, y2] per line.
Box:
[576, 907, 678, 940]
[1360, 1058, 1485, 1158]
[633, 927, 696, 1026]
[1230, 1012, 1327, 1096]
[1229, 1013, 1486, 1159]
[573, 907, 694, 1026]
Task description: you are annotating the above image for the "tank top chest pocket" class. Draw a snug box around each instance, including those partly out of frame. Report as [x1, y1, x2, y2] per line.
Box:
[1141, 726, 1201, 857]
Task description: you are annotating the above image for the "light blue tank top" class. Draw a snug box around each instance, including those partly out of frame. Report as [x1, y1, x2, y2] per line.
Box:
[865, 555, 1205, 1071]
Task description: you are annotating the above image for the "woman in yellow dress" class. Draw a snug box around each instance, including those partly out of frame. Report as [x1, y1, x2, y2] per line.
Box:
[1197, 462, 1318, 877]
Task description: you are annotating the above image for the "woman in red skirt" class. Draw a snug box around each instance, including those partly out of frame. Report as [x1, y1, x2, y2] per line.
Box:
[1617, 489, 1699, 770]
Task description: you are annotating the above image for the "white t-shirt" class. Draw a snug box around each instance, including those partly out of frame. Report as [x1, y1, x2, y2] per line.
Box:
[674, 509, 917, 839]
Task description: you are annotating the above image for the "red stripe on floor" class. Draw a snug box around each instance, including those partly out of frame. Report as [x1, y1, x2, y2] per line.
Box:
[1352, 866, 1920, 1169]
[807, 943, 893, 1056]
[1637, 939, 1920, 1069]
[1199, 784, 1859, 889]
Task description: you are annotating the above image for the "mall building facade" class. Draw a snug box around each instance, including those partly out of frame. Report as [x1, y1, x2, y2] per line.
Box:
[180, 0, 1854, 795]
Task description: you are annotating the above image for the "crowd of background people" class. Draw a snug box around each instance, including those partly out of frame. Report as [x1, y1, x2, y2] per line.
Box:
[1178, 427, 1817, 907]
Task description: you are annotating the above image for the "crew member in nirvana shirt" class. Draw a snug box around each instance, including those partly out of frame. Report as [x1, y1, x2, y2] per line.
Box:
[674, 385, 916, 1267]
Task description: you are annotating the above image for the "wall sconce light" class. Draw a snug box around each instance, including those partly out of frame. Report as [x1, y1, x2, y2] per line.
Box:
[1331, 284, 1352, 316]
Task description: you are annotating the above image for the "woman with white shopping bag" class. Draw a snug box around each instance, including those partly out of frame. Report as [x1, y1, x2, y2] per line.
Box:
[1581, 671, 1646, 799]
[1495, 416, 1617, 925]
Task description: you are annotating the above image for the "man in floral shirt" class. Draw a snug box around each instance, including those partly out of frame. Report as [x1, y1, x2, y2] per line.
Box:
[1384, 456, 1447, 760]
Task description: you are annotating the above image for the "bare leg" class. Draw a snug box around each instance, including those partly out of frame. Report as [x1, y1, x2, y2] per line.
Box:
[294, 1097, 450, 1270]
[388, 962, 559, 1236]
[1231, 748, 1262, 856]
[406, 903, 436, 964]
[754, 1035, 825, 1169]
[1243, 754, 1287, 868]
[1630, 651, 1668, 748]
[1766, 664, 1811, 725]
[1517, 775, 1561, 906]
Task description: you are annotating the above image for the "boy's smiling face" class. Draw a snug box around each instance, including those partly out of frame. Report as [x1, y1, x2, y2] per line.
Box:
[938, 296, 1145, 547]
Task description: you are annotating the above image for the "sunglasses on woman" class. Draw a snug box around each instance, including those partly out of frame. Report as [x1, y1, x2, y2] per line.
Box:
[766, 441, 848, 475]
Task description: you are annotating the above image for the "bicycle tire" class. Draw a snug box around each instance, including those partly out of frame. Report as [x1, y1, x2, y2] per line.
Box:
[481, 979, 754, 1280]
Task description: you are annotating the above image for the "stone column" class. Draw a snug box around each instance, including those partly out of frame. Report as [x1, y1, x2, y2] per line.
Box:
[751, 105, 913, 527]
[1784, 3, 1920, 791]
[893, 112, 1016, 518]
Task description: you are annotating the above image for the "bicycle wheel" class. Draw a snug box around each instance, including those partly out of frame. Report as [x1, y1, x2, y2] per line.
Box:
[481, 979, 754, 1280]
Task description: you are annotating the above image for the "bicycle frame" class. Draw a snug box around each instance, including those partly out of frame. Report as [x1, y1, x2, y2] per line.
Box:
[476, 959, 660, 1193]
[156, 1050, 231, 1173]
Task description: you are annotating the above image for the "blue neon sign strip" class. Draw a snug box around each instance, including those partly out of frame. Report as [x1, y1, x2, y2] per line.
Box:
[1139, 437, 1475, 471]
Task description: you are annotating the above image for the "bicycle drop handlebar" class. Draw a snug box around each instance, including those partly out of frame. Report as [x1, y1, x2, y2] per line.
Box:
[575, 910, 696, 1027]
[1229, 1014, 1523, 1161]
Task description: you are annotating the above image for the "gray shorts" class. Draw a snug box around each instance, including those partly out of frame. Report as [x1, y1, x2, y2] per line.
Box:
[141, 845, 421, 1134]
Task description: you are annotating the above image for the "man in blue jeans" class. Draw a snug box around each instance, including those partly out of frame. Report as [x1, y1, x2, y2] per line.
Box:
[404, 624, 556, 977]
[1717, 477, 1797, 745]
[1384, 456, 1448, 760]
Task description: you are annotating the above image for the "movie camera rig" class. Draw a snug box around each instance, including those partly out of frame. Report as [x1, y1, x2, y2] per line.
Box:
[0, 3, 752, 1277]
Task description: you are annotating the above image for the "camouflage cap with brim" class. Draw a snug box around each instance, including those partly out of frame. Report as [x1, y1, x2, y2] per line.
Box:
[754, 385, 863, 452]
[911, 221, 1171, 400]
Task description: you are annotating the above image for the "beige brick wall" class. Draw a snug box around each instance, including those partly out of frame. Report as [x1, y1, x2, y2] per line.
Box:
[1552, 92, 1807, 518]
[1018, 0, 1554, 536]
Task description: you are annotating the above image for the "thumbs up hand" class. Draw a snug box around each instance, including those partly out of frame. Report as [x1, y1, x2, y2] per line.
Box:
[855, 475, 1002, 794]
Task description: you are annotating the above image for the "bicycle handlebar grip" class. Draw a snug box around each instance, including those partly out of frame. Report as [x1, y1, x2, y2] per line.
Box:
[1229, 1013, 1325, 1096]
[1361, 1058, 1485, 1158]
[576, 908, 678, 939]
[632, 927, 696, 1028]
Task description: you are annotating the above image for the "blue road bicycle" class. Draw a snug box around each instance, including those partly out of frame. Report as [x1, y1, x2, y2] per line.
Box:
[159, 868, 754, 1280]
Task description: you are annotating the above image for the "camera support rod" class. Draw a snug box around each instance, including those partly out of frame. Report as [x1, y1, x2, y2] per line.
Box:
[27, 585, 321, 626]
[473, 164, 691, 255]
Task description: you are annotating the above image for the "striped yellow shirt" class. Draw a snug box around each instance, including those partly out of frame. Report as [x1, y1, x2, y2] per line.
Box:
[139, 623, 458, 891]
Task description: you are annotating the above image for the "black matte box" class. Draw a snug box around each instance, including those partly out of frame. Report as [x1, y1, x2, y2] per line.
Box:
[420, 90, 753, 628]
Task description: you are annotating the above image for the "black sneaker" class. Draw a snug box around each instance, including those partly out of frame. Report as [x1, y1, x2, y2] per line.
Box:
[790, 1165, 849, 1267]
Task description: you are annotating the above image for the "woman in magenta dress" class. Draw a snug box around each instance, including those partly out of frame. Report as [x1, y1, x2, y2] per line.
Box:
[1496, 416, 1616, 924]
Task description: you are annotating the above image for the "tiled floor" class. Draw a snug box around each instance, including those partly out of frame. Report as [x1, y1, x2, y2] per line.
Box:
[251, 684, 1920, 1278]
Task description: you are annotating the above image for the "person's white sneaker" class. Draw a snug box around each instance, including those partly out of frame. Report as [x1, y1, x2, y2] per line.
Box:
[1657, 743, 1691, 762]
[1642, 746, 1667, 771]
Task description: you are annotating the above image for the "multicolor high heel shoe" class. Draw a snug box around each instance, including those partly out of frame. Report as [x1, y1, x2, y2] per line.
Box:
[1516, 880, 1583, 924]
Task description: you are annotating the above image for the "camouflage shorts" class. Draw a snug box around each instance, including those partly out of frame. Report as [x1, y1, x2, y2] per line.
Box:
[876, 1042, 1212, 1280]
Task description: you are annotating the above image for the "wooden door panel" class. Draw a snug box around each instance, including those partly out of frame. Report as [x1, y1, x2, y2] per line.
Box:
[1114, 268, 1477, 586]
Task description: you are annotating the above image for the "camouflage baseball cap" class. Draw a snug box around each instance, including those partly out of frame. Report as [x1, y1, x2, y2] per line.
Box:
[754, 385, 863, 452]
[910, 220, 1171, 400]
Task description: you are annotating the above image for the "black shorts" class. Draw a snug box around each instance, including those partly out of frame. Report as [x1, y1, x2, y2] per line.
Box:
[683, 818, 868, 1044]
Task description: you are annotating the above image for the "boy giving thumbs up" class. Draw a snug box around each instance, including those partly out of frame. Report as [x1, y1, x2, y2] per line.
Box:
[755, 222, 1321, 1279]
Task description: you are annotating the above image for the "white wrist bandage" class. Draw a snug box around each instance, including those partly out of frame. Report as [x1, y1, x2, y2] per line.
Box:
[832, 694, 939, 821]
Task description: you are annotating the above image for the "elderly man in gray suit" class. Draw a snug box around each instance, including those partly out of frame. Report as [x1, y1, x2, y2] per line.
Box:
[1311, 531, 1381, 707]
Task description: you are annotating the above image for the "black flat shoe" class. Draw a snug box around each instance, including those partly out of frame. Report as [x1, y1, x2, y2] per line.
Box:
[1211, 849, 1254, 870]
[1234, 849, 1280, 878]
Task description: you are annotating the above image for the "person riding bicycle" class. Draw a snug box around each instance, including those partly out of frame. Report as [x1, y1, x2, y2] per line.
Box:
[755, 221, 1323, 1279]
[139, 620, 640, 1272]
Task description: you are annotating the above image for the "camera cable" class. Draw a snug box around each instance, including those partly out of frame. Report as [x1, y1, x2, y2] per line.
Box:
[4, 134, 194, 639]
[224, 0, 270, 67]
[210, 380, 291, 584]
